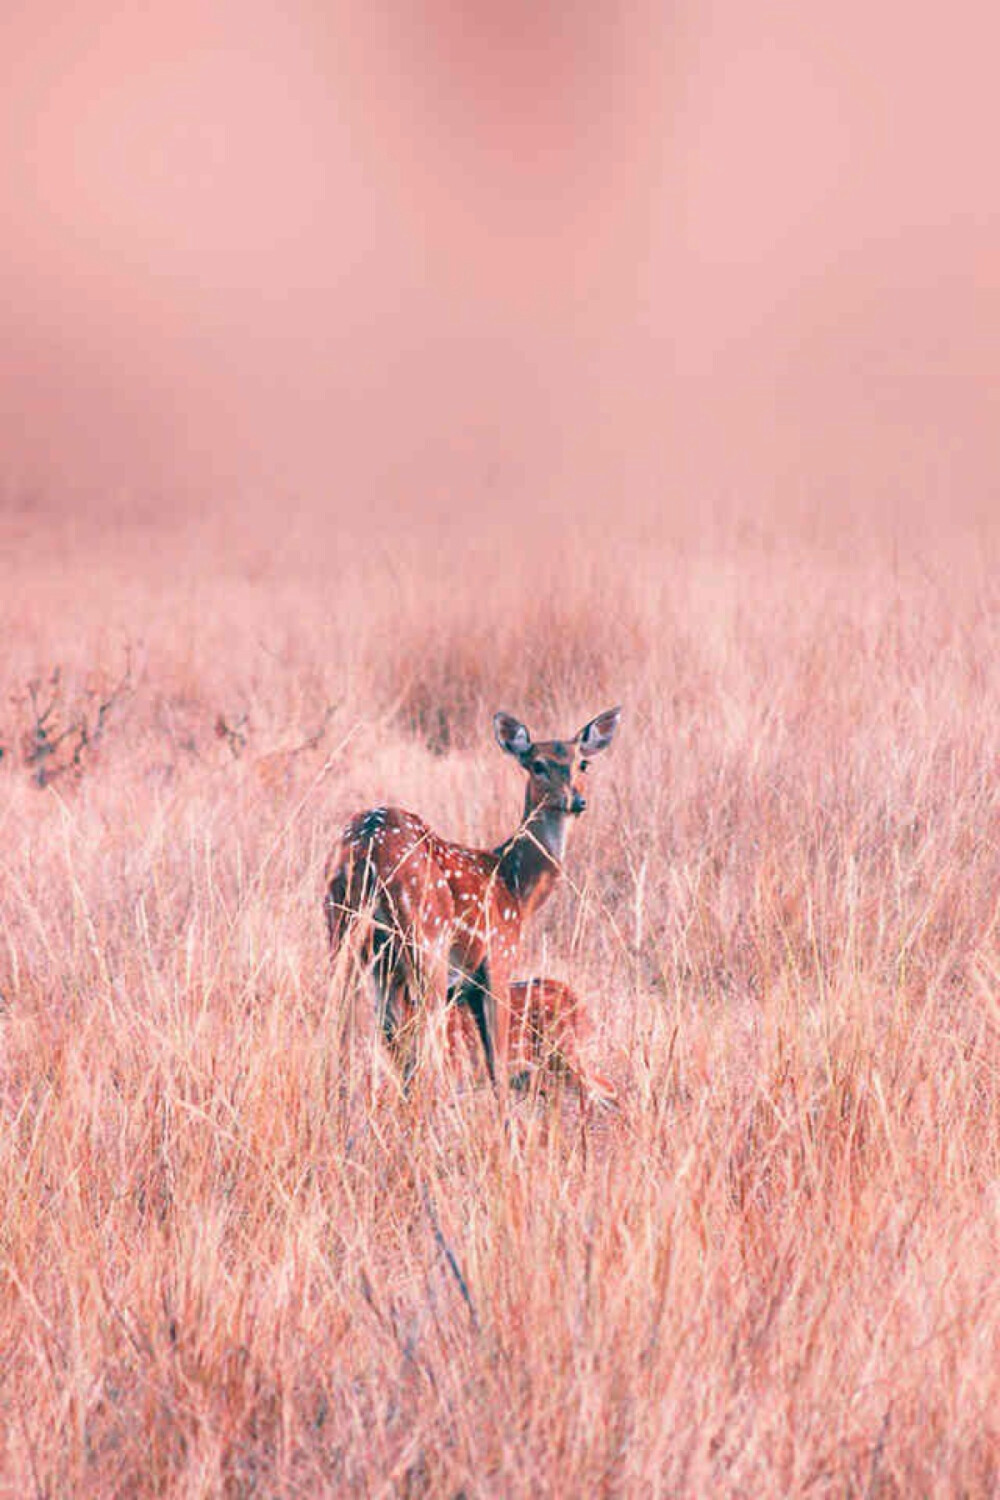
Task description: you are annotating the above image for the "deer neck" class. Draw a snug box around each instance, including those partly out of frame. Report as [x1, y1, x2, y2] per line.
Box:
[496, 792, 572, 917]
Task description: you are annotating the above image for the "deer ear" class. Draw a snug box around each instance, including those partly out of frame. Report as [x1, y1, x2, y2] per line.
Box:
[494, 712, 531, 759]
[577, 706, 621, 756]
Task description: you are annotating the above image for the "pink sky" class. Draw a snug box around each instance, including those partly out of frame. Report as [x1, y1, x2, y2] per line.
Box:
[1, 1, 997, 522]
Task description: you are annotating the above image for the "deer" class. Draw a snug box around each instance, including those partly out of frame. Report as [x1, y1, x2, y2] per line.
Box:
[324, 707, 621, 1092]
[446, 977, 618, 1105]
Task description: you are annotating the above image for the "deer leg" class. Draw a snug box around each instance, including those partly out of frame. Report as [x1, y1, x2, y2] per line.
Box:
[469, 958, 510, 1095]
[403, 936, 448, 1082]
[489, 960, 511, 1094]
[368, 922, 416, 1086]
[324, 872, 348, 951]
[371, 928, 399, 1044]
[459, 963, 496, 1085]
[374, 978, 422, 1092]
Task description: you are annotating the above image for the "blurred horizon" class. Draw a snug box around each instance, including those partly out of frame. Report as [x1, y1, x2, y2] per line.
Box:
[1, 1, 997, 529]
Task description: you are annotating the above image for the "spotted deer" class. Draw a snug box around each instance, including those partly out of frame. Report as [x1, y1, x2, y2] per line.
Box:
[324, 708, 621, 1089]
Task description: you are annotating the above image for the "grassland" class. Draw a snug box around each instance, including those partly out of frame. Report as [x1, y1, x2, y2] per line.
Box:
[2, 500, 1000, 1496]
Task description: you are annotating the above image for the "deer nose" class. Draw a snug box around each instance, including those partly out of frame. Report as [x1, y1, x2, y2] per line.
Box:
[570, 791, 587, 815]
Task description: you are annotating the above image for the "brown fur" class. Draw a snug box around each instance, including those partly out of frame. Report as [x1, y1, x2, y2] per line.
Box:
[446, 977, 617, 1104]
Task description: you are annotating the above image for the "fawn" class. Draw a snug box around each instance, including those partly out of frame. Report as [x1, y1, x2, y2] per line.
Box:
[446, 977, 618, 1104]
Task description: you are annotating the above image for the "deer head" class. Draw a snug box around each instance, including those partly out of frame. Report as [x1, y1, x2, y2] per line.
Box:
[494, 707, 622, 819]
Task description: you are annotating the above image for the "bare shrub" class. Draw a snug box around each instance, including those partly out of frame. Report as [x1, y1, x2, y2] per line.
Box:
[15, 653, 134, 786]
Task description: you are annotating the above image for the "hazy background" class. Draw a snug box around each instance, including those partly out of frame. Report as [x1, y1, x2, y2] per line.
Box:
[1, 1, 997, 527]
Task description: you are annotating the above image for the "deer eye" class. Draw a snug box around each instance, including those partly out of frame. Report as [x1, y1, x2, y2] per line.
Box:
[530, 759, 548, 776]
[579, 760, 589, 773]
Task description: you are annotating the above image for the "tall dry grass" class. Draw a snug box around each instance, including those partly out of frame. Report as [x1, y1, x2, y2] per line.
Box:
[3, 502, 1000, 1495]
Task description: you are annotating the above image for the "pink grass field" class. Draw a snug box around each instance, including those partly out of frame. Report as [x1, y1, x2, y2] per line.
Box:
[3, 502, 1000, 1495]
